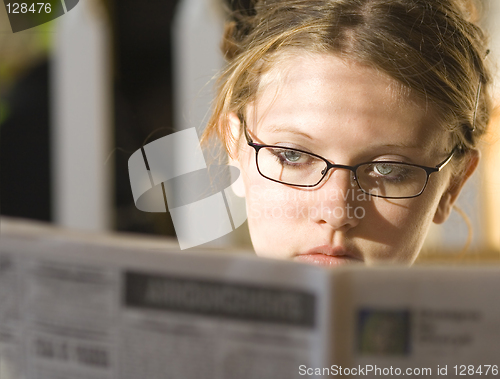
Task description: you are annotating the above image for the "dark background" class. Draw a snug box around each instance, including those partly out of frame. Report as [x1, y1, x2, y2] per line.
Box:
[0, 0, 253, 236]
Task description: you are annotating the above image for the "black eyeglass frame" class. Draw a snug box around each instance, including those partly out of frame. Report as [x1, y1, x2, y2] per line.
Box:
[243, 122, 456, 199]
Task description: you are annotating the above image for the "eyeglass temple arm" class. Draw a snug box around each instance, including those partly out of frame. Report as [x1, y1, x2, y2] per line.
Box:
[436, 147, 456, 171]
[242, 120, 253, 143]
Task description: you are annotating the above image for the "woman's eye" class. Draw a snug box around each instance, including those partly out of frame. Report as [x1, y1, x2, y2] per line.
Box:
[374, 163, 394, 176]
[283, 150, 303, 162]
[369, 163, 414, 182]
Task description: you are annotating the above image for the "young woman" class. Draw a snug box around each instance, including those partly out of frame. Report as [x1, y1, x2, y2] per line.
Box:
[203, 0, 492, 266]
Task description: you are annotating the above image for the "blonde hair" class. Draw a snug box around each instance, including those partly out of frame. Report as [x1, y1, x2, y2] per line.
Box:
[202, 0, 492, 163]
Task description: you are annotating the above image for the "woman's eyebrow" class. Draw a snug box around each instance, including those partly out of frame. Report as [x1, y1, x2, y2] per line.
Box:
[263, 125, 427, 151]
[264, 124, 314, 140]
[376, 143, 425, 150]
[265, 126, 425, 149]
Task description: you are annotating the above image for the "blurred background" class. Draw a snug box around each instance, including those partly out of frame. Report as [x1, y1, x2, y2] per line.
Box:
[0, 0, 499, 260]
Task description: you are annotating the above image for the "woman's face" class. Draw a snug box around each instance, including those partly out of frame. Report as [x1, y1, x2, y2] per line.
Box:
[231, 53, 462, 266]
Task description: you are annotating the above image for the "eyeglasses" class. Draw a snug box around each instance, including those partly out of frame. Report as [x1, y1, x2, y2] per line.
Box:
[243, 122, 456, 199]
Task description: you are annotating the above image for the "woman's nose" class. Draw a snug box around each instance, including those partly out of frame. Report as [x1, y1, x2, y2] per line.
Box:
[308, 168, 361, 231]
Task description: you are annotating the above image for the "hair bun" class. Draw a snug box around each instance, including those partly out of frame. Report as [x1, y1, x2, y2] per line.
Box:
[221, 21, 240, 61]
[221, 0, 257, 60]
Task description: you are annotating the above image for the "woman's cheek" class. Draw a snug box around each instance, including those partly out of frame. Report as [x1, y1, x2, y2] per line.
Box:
[245, 187, 301, 259]
[368, 199, 430, 262]
[247, 185, 304, 222]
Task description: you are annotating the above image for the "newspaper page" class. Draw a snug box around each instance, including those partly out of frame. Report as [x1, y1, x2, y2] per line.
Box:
[329, 266, 500, 378]
[0, 217, 332, 379]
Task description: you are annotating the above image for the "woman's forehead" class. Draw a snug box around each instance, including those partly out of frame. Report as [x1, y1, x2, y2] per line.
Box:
[254, 52, 420, 111]
[245, 52, 449, 155]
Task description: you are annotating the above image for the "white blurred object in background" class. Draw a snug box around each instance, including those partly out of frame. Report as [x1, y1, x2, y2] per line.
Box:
[51, 0, 113, 231]
[173, 0, 240, 247]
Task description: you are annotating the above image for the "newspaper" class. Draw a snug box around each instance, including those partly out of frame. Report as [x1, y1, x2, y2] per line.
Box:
[0, 218, 331, 379]
[1, 217, 500, 379]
